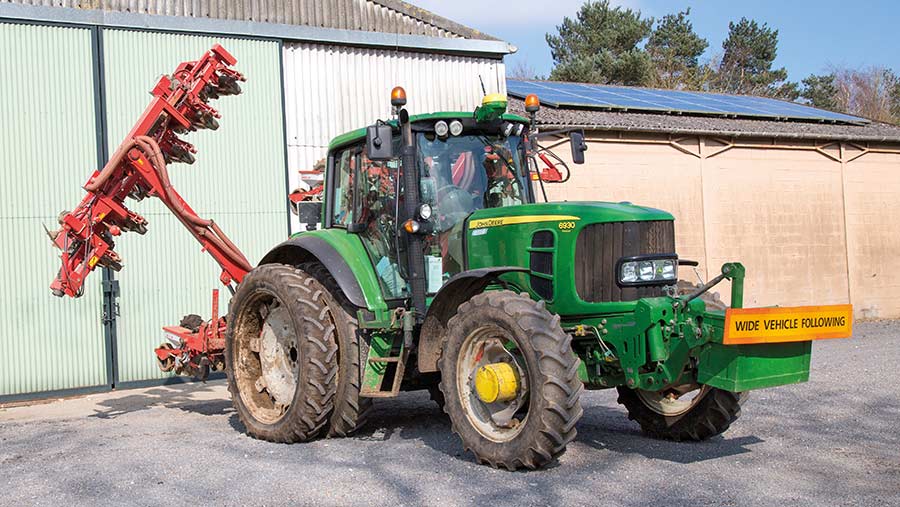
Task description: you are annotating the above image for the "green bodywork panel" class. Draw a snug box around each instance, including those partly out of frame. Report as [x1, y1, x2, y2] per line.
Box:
[328, 112, 529, 151]
[466, 201, 673, 316]
[698, 342, 811, 391]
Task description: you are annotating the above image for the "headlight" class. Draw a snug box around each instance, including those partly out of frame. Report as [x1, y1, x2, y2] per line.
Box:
[417, 203, 433, 220]
[434, 121, 449, 137]
[638, 261, 654, 281]
[618, 256, 677, 286]
[449, 120, 464, 136]
[621, 262, 637, 283]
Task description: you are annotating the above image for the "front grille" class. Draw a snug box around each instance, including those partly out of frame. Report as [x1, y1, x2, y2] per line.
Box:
[574, 221, 675, 303]
[530, 231, 554, 299]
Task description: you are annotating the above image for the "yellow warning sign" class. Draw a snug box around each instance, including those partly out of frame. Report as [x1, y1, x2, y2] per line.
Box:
[723, 305, 853, 345]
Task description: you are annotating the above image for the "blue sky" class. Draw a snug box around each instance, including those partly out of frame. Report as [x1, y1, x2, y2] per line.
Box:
[413, 0, 900, 82]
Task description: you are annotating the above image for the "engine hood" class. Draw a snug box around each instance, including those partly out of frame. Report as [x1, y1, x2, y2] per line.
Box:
[467, 201, 674, 227]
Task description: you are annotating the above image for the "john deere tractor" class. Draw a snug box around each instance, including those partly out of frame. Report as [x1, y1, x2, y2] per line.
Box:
[49, 48, 850, 471]
[224, 87, 840, 470]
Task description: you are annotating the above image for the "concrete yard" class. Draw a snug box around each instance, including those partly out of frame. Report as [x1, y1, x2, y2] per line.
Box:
[1, 321, 898, 507]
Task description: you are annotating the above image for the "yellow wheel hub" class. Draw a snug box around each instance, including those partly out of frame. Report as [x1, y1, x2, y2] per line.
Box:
[474, 362, 519, 403]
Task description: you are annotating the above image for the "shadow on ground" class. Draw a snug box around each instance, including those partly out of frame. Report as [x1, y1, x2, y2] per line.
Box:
[89, 382, 233, 420]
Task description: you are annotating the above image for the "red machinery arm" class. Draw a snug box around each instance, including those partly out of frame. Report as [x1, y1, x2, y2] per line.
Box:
[50, 44, 251, 298]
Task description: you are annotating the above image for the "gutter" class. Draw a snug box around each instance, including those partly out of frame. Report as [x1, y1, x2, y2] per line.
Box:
[0, 3, 515, 58]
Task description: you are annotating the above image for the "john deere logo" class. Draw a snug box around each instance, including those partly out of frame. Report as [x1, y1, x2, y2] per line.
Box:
[468, 215, 580, 230]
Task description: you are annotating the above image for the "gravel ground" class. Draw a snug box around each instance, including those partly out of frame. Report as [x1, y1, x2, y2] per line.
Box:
[1, 320, 898, 507]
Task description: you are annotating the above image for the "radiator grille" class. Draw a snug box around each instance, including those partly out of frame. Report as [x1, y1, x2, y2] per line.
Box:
[574, 221, 675, 303]
[530, 231, 554, 299]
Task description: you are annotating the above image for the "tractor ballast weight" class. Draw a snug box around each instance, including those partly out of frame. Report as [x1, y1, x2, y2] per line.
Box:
[49, 53, 853, 471]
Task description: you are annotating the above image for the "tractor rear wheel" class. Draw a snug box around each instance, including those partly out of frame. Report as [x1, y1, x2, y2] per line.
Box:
[225, 264, 338, 442]
[300, 262, 372, 437]
[438, 291, 583, 470]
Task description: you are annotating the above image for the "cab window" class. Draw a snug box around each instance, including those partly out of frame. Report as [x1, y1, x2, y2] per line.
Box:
[331, 148, 356, 227]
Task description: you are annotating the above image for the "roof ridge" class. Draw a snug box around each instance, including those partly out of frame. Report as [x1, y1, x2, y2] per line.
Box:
[369, 0, 499, 40]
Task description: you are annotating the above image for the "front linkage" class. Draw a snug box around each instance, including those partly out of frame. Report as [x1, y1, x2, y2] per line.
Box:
[562, 262, 810, 392]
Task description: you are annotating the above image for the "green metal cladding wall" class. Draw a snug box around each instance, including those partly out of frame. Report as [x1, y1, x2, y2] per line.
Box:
[0, 22, 108, 396]
[102, 30, 287, 383]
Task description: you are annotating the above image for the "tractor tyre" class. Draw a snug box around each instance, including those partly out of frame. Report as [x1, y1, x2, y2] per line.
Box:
[225, 264, 338, 443]
[438, 291, 583, 470]
[616, 386, 743, 441]
[301, 262, 372, 437]
[427, 384, 445, 412]
[615, 279, 744, 441]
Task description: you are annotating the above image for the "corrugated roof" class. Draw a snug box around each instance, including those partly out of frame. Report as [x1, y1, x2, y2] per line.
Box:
[0, 0, 497, 40]
[509, 97, 900, 144]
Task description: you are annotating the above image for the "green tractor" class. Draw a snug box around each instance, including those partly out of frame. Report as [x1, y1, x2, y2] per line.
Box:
[225, 87, 839, 470]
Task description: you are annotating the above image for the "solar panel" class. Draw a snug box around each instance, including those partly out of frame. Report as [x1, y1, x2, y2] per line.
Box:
[507, 79, 870, 125]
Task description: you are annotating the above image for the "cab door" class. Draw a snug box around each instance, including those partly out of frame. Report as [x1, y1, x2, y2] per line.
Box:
[327, 142, 408, 301]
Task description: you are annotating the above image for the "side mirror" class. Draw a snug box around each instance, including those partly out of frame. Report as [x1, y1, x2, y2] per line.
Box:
[569, 131, 587, 164]
[291, 201, 322, 231]
[366, 124, 394, 161]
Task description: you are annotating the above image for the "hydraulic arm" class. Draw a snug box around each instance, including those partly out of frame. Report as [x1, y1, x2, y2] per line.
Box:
[49, 45, 251, 379]
[49, 44, 251, 299]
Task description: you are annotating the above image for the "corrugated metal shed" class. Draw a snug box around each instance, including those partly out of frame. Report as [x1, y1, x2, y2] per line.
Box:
[102, 30, 287, 383]
[0, 0, 513, 399]
[0, 22, 108, 396]
[0, 0, 496, 39]
[283, 41, 505, 229]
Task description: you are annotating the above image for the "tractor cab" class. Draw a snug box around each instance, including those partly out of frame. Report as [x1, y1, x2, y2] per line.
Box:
[319, 88, 585, 304]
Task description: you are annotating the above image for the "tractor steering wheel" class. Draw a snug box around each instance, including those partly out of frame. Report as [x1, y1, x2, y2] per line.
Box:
[434, 184, 476, 233]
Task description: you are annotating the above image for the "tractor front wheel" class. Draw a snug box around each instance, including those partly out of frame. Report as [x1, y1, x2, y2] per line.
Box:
[224, 264, 338, 442]
[438, 291, 583, 470]
[616, 385, 743, 441]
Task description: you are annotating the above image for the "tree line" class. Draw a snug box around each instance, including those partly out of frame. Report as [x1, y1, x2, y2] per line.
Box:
[508, 1, 900, 124]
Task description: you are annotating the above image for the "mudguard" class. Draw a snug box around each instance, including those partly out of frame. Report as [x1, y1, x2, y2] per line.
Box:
[259, 235, 367, 309]
[417, 267, 528, 373]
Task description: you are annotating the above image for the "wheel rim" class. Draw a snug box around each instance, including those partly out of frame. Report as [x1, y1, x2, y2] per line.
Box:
[233, 292, 301, 425]
[636, 384, 711, 417]
[456, 325, 530, 442]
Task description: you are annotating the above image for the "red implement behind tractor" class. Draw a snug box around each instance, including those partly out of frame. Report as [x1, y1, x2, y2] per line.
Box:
[49, 45, 250, 379]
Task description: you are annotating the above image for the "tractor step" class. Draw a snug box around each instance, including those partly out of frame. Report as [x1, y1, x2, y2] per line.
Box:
[360, 341, 408, 398]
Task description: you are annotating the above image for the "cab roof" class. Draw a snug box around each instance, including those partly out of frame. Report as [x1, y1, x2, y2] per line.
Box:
[328, 112, 530, 151]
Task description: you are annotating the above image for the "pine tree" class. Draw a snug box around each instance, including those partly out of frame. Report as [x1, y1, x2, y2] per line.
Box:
[714, 18, 798, 99]
[546, 0, 654, 85]
[646, 9, 709, 89]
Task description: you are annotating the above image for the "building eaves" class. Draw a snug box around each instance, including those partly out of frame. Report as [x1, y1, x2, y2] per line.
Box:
[1, 0, 501, 41]
[509, 98, 900, 144]
[370, 0, 499, 40]
[0, 1, 513, 57]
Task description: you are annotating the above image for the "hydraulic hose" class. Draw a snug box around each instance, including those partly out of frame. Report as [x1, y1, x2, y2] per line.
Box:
[86, 135, 252, 274]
